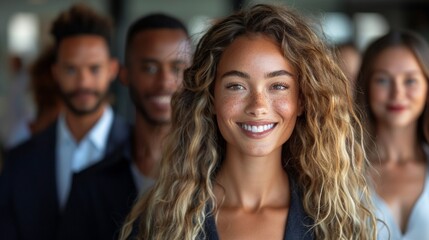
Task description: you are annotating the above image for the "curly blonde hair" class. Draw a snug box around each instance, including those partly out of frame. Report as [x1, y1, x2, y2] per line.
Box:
[120, 4, 377, 240]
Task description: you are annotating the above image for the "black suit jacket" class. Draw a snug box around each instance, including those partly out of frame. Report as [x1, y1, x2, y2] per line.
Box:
[58, 143, 138, 240]
[0, 114, 130, 240]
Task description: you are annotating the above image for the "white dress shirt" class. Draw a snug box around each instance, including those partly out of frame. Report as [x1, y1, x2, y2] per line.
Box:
[56, 106, 114, 210]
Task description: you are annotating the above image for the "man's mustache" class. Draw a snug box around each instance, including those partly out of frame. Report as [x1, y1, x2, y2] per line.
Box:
[65, 89, 102, 98]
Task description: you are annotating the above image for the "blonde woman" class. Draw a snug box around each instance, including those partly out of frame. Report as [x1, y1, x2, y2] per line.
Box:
[121, 4, 377, 240]
[355, 30, 429, 239]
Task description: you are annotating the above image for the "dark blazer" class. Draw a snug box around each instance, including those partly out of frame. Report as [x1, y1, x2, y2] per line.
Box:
[0, 115, 130, 240]
[58, 143, 138, 240]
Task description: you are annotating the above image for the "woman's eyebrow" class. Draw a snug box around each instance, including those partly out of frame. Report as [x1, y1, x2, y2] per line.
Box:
[265, 70, 294, 78]
[220, 70, 294, 80]
[220, 70, 250, 79]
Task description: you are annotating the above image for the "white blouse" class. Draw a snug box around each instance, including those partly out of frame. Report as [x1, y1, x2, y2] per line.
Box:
[374, 147, 429, 240]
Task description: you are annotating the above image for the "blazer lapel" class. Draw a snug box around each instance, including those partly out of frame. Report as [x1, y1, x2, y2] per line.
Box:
[104, 115, 130, 157]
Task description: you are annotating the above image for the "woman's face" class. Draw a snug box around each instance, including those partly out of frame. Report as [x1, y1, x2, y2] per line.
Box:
[214, 34, 301, 158]
[369, 46, 428, 129]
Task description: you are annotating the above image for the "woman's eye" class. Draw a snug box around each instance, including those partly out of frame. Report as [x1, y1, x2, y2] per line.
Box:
[375, 77, 390, 85]
[271, 83, 288, 90]
[404, 78, 417, 86]
[226, 83, 245, 90]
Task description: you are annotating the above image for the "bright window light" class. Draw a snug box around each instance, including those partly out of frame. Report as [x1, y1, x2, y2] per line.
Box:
[7, 13, 39, 56]
[320, 13, 354, 44]
[355, 13, 389, 50]
[188, 15, 214, 45]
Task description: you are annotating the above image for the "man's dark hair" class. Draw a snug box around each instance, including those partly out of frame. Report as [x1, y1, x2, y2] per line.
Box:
[125, 13, 188, 59]
[50, 3, 113, 51]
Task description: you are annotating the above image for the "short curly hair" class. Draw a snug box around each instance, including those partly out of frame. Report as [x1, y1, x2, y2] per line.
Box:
[50, 3, 113, 51]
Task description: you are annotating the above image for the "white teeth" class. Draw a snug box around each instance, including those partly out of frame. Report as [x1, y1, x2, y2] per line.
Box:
[241, 123, 275, 133]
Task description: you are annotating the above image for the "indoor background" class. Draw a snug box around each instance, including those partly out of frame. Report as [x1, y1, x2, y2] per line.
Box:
[0, 0, 428, 143]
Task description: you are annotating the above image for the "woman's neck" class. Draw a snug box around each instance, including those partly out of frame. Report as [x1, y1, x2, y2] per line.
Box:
[374, 122, 425, 164]
[215, 148, 290, 211]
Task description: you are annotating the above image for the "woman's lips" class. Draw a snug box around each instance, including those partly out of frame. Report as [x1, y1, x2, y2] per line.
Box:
[386, 105, 406, 112]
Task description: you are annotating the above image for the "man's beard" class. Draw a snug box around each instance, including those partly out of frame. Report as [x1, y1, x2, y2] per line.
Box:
[59, 88, 107, 116]
[129, 86, 171, 126]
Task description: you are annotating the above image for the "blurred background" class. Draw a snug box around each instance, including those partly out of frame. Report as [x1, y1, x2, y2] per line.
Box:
[0, 0, 428, 144]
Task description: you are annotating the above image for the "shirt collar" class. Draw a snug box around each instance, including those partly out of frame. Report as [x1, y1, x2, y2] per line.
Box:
[87, 106, 114, 150]
[57, 106, 114, 150]
[57, 113, 74, 145]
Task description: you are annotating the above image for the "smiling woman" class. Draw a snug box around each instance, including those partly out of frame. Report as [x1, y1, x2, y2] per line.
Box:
[214, 34, 301, 160]
[120, 3, 378, 240]
[355, 30, 429, 239]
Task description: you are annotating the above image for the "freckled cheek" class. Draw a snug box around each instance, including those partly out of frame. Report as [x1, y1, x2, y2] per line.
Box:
[215, 96, 244, 140]
[216, 95, 246, 120]
[272, 98, 298, 118]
